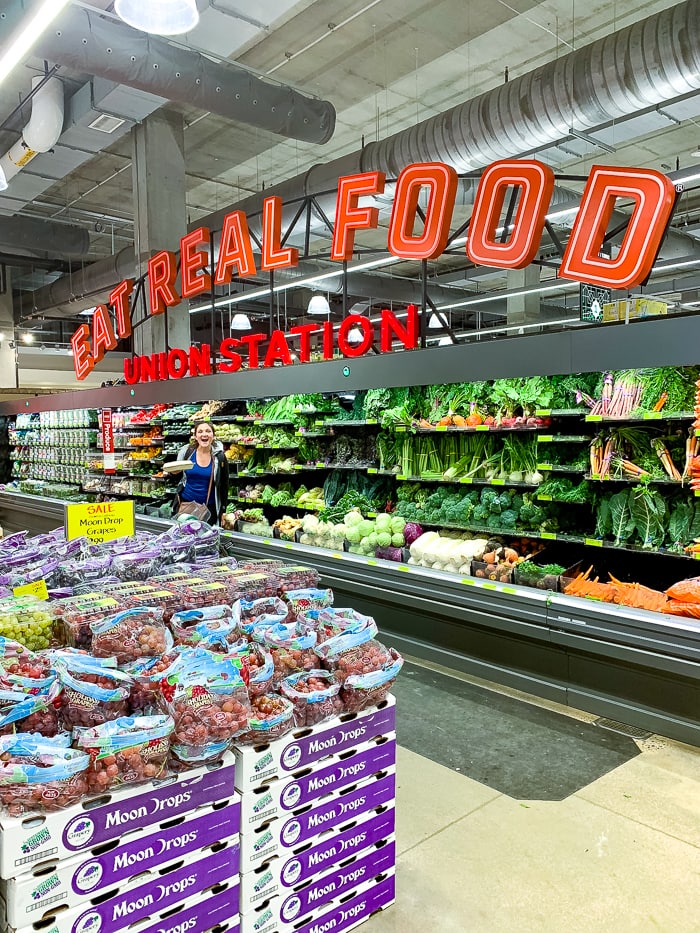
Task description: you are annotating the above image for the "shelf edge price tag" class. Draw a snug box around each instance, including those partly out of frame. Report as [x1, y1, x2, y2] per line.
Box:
[459, 477, 473, 484]
[396, 474, 408, 481]
[65, 500, 135, 545]
[475, 424, 490, 432]
[536, 463, 552, 471]
[541, 532, 557, 540]
[535, 409, 551, 417]
[643, 412, 662, 420]
[538, 435, 553, 443]
[490, 478, 505, 486]
[13, 580, 49, 601]
[367, 468, 378, 474]
[584, 537, 603, 547]
[538, 494, 553, 501]
[395, 426, 406, 433]
[586, 415, 603, 422]
[435, 425, 448, 432]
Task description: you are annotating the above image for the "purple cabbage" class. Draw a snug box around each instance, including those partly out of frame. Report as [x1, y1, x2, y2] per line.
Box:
[375, 546, 403, 562]
[402, 523, 424, 545]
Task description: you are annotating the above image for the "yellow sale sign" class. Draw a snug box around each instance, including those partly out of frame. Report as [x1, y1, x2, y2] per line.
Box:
[13, 580, 49, 601]
[65, 500, 135, 544]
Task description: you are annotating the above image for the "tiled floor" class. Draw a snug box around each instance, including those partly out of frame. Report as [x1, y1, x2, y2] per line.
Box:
[368, 660, 700, 933]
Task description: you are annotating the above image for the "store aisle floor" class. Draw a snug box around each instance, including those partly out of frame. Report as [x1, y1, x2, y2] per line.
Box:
[368, 659, 700, 933]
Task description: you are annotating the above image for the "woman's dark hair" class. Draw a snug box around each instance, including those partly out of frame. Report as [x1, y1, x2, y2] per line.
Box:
[192, 419, 216, 437]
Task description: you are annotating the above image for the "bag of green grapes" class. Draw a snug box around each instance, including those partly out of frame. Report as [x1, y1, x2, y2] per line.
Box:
[0, 597, 56, 651]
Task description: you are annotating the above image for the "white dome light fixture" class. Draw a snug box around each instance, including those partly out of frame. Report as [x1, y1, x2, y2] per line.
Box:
[114, 0, 199, 35]
[307, 294, 331, 316]
[347, 325, 365, 345]
[21, 332, 34, 344]
[230, 313, 252, 331]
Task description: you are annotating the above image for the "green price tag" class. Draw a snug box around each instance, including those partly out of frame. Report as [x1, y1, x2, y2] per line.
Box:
[315, 420, 324, 427]
[541, 532, 557, 540]
[366, 419, 378, 424]
[586, 415, 603, 422]
[256, 469, 264, 474]
[536, 464, 552, 471]
[482, 581, 497, 590]
[395, 426, 407, 433]
[294, 464, 303, 470]
[694, 490, 700, 497]
[694, 553, 700, 561]
[490, 478, 505, 486]
[461, 578, 475, 585]
[585, 537, 603, 547]
[366, 512, 377, 518]
[643, 412, 662, 420]
[397, 565, 410, 572]
[294, 431, 303, 437]
[591, 473, 601, 481]
[435, 425, 448, 432]
[262, 539, 272, 545]
[475, 425, 490, 432]
[331, 552, 344, 559]
[315, 462, 325, 468]
[283, 542, 294, 549]
[538, 435, 553, 443]
[367, 468, 378, 474]
[535, 409, 551, 417]
[367, 559, 378, 566]
[459, 477, 473, 484]
[396, 474, 408, 481]
[502, 586, 517, 595]
[272, 444, 280, 449]
[538, 494, 553, 501]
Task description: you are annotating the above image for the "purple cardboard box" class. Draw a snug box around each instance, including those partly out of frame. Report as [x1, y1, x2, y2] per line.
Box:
[6, 842, 241, 933]
[102, 881, 240, 933]
[239, 771, 396, 872]
[2, 800, 241, 925]
[240, 872, 395, 933]
[240, 736, 396, 828]
[234, 698, 396, 789]
[0, 754, 236, 879]
[240, 807, 395, 907]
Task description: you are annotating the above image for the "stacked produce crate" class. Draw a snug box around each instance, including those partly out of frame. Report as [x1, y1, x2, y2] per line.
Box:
[0, 754, 242, 933]
[235, 697, 396, 933]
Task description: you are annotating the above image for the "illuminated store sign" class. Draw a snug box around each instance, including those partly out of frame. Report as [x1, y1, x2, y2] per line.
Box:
[70, 159, 676, 382]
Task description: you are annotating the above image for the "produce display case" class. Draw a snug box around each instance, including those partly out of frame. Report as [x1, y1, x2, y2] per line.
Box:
[2, 317, 700, 744]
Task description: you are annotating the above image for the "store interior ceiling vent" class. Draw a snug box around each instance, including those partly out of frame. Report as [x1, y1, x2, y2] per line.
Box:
[87, 114, 126, 134]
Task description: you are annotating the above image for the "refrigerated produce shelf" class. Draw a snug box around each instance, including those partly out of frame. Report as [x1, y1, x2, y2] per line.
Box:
[0, 488, 697, 747]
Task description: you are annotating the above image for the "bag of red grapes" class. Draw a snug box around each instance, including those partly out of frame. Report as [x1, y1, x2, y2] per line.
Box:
[0, 734, 89, 816]
[0, 680, 62, 738]
[55, 656, 133, 731]
[315, 627, 403, 712]
[158, 648, 251, 767]
[262, 622, 319, 688]
[280, 670, 343, 727]
[0, 638, 56, 694]
[76, 715, 174, 792]
[91, 608, 173, 665]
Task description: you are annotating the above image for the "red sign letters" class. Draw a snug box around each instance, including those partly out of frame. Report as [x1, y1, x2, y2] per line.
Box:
[71, 159, 676, 381]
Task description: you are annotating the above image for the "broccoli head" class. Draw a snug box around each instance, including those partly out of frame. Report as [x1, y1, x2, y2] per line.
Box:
[500, 509, 518, 528]
[480, 487, 498, 507]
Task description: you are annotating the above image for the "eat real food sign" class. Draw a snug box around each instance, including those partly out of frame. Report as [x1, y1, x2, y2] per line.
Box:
[70, 159, 676, 382]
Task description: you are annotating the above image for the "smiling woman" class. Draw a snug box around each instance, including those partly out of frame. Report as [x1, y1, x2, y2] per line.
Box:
[170, 421, 229, 525]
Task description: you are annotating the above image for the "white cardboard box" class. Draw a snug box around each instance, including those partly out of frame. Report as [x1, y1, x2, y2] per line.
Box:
[234, 698, 395, 790]
[239, 735, 395, 830]
[2, 798, 240, 925]
[239, 869, 395, 933]
[239, 770, 396, 873]
[0, 753, 236, 879]
[239, 806, 395, 910]
[2, 840, 240, 933]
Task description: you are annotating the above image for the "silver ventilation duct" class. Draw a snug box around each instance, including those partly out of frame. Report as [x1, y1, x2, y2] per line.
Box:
[0, 215, 89, 258]
[32, 7, 335, 146]
[29, 0, 700, 317]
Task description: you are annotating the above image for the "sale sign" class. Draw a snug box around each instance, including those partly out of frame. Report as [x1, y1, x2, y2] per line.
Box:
[65, 501, 135, 545]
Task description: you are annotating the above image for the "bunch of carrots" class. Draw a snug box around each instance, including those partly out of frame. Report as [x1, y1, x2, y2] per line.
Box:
[694, 378, 700, 429]
[584, 372, 645, 418]
[564, 568, 668, 613]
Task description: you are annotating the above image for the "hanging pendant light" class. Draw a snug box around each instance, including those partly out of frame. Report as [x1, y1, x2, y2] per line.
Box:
[230, 313, 252, 331]
[114, 0, 199, 35]
[307, 294, 331, 316]
[347, 325, 364, 345]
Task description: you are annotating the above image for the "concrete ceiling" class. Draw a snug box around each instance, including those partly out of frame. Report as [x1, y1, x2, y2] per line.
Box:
[1, 0, 700, 342]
